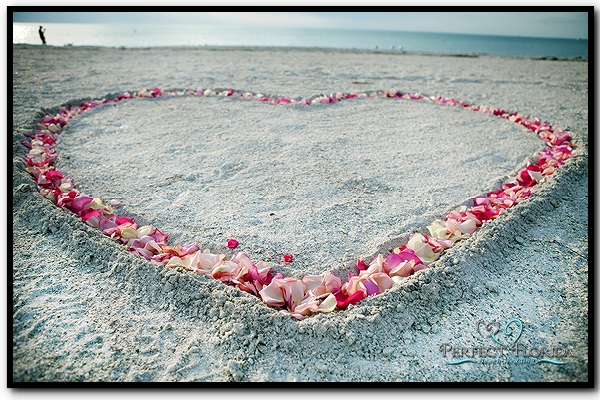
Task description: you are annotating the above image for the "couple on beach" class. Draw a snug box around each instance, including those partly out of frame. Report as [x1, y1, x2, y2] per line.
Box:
[39, 26, 46, 45]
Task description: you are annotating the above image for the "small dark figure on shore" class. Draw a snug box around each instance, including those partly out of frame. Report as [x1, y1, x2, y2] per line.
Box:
[39, 26, 46, 45]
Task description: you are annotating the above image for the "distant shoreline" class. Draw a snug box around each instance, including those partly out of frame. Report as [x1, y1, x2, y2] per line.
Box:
[11, 43, 589, 62]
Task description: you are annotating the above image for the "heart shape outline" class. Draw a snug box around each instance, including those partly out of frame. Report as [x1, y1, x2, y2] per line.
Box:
[476, 320, 500, 339]
[491, 318, 523, 347]
[20, 87, 576, 319]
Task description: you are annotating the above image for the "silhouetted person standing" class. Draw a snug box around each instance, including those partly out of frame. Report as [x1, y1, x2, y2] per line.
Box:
[38, 26, 46, 45]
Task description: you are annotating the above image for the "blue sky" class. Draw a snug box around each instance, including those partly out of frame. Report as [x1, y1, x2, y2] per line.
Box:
[12, 11, 589, 39]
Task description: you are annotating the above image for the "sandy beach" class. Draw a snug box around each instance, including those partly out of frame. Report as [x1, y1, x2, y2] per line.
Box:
[11, 44, 588, 383]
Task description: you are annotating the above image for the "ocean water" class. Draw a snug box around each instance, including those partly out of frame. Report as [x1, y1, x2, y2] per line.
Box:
[13, 22, 588, 59]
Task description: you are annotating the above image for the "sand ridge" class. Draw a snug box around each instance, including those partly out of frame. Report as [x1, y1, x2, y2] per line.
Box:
[12, 44, 588, 382]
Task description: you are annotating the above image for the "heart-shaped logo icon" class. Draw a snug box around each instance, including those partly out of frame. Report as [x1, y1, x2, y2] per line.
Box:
[476, 320, 500, 339]
[20, 88, 575, 320]
[491, 318, 523, 347]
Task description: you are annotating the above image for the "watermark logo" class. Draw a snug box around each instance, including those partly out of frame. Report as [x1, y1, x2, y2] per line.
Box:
[440, 317, 574, 365]
[478, 317, 522, 347]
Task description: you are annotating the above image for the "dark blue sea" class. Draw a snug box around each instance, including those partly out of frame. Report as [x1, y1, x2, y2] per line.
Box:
[13, 22, 588, 59]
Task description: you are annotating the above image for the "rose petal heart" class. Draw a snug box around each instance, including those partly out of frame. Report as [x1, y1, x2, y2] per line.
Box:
[20, 87, 575, 319]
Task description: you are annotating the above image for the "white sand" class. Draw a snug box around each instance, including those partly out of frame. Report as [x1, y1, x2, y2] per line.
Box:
[56, 95, 542, 276]
[12, 45, 588, 382]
